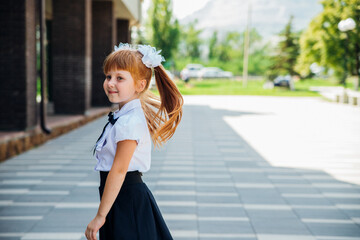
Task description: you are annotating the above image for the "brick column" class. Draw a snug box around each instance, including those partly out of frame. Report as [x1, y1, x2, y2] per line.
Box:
[116, 19, 131, 44]
[91, 1, 115, 107]
[52, 0, 92, 114]
[0, 0, 37, 131]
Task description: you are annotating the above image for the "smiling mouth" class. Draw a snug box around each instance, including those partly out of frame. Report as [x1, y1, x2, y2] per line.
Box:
[109, 91, 118, 94]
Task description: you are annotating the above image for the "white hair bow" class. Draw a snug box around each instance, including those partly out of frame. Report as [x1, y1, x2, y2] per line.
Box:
[113, 42, 165, 68]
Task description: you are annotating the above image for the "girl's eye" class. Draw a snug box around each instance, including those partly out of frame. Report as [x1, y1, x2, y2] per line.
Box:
[105, 75, 123, 80]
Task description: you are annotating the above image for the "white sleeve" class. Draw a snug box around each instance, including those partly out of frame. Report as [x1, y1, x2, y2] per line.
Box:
[113, 116, 145, 145]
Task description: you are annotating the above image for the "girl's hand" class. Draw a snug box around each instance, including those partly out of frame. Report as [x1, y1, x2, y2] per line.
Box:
[85, 215, 105, 240]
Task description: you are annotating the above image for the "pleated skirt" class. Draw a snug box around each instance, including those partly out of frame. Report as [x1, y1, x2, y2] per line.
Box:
[98, 170, 173, 240]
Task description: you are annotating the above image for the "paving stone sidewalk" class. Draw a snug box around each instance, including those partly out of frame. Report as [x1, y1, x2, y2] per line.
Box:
[0, 96, 360, 240]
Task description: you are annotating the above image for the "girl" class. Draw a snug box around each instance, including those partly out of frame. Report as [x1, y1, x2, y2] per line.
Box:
[85, 43, 183, 240]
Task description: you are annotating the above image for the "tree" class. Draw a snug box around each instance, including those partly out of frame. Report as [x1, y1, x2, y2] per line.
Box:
[205, 28, 269, 76]
[296, 0, 360, 86]
[147, 0, 180, 64]
[132, 26, 147, 45]
[182, 19, 203, 60]
[208, 30, 218, 60]
[174, 25, 269, 76]
[267, 16, 300, 80]
[217, 31, 242, 62]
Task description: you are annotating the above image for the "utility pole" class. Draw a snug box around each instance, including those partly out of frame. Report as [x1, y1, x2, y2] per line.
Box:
[242, 3, 251, 88]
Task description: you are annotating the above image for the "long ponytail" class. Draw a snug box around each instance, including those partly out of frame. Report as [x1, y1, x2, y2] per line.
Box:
[140, 64, 183, 148]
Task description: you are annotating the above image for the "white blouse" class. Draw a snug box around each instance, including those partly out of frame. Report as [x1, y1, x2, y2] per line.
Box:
[94, 98, 152, 173]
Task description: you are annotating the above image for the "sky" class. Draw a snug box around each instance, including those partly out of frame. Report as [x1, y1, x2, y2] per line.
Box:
[142, 0, 210, 20]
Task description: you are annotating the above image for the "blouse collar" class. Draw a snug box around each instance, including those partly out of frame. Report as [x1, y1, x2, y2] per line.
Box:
[113, 98, 141, 119]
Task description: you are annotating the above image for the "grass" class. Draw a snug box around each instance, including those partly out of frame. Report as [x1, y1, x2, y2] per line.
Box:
[149, 77, 357, 97]
[148, 79, 319, 96]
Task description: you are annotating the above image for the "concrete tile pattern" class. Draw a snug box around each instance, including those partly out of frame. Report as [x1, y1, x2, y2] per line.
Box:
[0, 96, 359, 240]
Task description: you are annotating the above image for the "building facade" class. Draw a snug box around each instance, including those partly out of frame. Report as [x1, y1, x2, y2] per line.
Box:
[0, 0, 143, 131]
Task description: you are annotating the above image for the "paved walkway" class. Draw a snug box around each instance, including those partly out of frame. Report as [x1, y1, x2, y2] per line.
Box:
[0, 96, 359, 240]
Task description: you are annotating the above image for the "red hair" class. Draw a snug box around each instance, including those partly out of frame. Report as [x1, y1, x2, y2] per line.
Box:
[102, 49, 183, 148]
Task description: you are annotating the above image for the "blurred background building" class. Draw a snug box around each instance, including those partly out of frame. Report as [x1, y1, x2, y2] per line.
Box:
[0, 0, 142, 132]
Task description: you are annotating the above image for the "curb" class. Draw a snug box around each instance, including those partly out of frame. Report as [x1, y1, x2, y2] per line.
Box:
[0, 107, 111, 162]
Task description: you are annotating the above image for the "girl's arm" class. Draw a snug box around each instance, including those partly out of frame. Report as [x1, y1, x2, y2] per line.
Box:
[85, 139, 137, 240]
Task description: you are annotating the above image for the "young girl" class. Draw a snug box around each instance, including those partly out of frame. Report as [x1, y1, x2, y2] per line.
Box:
[85, 43, 183, 240]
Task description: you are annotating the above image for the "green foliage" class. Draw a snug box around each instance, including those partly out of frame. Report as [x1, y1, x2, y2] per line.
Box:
[208, 31, 218, 59]
[296, 0, 360, 84]
[147, 0, 180, 62]
[180, 19, 203, 59]
[217, 31, 242, 62]
[204, 28, 270, 75]
[171, 20, 270, 75]
[173, 79, 322, 97]
[132, 27, 147, 45]
[267, 16, 300, 80]
[248, 45, 273, 75]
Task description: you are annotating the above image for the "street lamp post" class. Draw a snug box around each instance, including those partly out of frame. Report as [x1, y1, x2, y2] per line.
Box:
[242, 4, 251, 88]
[338, 18, 357, 91]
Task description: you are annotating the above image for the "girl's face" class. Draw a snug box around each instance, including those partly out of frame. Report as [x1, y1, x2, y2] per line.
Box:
[103, 69, 138, 105]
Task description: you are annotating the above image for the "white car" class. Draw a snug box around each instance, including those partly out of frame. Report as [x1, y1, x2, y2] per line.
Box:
[198, 67, 233, 79]
[180, 64, 204, 81]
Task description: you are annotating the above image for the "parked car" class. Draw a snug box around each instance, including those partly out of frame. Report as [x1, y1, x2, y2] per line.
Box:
[180, 64, 204, 82]
[198, 67, 233, 79]
[273, 75, 291, 87]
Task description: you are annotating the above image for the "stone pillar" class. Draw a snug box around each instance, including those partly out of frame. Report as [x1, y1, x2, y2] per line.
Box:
[116, 19, 130, 44]
[52, 0, 92, 114]
[91, 1, 115, 107]
[0, 0, 37, 131]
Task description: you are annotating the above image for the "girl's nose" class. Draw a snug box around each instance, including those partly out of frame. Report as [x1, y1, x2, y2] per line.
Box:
[108, 78, 115, 87]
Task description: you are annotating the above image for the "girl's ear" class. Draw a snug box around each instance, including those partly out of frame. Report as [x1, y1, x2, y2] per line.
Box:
[136, 79, 147, 92]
